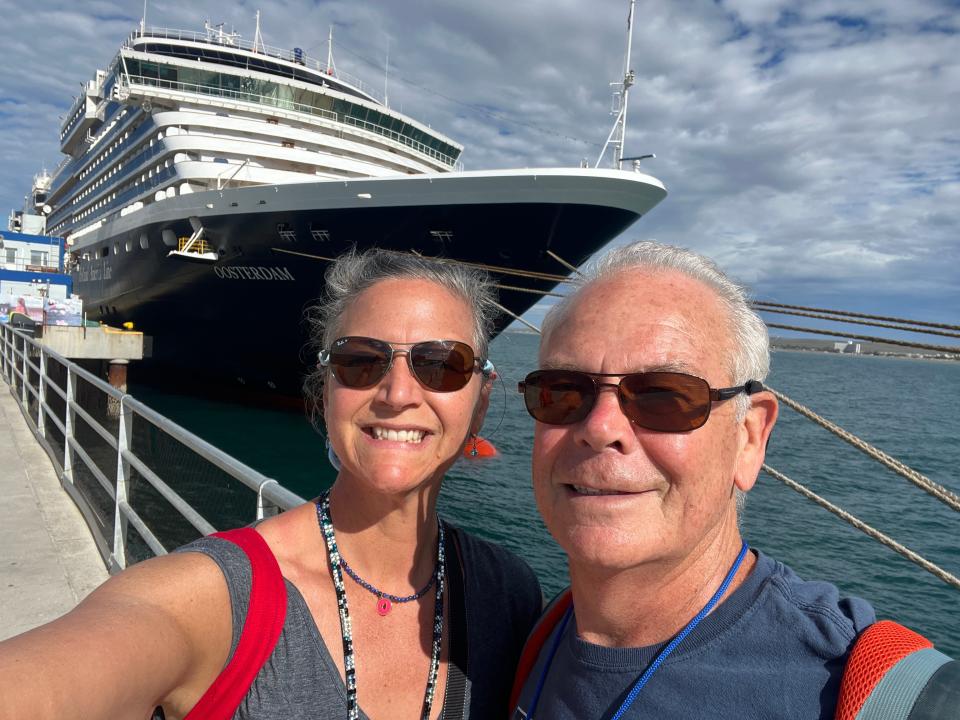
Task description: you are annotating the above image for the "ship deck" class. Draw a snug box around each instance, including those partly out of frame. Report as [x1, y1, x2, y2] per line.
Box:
[0, 388, 107, 641]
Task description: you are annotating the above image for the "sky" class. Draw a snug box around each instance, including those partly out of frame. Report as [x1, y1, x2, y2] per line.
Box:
[0, 0, 957, 344]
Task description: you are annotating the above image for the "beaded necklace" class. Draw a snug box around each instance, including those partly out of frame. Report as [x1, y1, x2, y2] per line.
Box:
[317, 491, 446, 720]
[339, 553, 437, 616]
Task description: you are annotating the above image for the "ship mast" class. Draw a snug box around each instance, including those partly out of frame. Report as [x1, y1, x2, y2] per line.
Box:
[253, 10, 265, 53]
[596, 0, 637, 169]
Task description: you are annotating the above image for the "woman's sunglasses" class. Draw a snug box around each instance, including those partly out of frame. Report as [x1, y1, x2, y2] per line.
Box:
[320, 336, 489, 392]
[518, 369, 764, 432]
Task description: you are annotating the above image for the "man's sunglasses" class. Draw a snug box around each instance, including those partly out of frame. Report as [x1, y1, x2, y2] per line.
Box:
[518, 369, 764, 432]
[320, 336, 489, 392]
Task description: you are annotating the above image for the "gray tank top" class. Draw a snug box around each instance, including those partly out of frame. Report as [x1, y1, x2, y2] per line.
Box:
[178, 524, 542, 719]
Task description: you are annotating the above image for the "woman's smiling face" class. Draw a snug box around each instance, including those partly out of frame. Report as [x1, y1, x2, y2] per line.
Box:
[323, 278, 488, 496]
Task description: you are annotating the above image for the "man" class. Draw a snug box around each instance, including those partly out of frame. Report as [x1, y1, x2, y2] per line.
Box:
[511, 241, 956, 719]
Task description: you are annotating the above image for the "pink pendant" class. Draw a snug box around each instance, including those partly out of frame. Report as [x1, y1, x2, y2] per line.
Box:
[377, 597, 392, 616]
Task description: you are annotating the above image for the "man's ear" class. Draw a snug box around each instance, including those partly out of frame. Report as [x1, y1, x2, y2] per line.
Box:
[734, 391, 778, 493]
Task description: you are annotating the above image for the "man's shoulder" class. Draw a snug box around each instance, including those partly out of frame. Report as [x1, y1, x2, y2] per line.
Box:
[752, 550, 877, 651]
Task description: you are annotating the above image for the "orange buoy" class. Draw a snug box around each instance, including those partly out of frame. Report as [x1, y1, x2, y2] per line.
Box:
[463, 436, 498, 458]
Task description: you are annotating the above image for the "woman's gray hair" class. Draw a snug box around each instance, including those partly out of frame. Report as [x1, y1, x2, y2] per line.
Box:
[303, 247, 499, 421]
[542, 240, 770, 420]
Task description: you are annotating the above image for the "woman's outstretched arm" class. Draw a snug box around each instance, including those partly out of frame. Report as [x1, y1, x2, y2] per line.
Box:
[0, 550, 233, 720]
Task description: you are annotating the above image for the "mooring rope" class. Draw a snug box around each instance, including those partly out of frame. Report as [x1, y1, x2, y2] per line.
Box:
[764, 322, 959, 355]
[756, 307, 960, 340]
[769, 389, 960, 513]
[753, 301, 960, 333]
[762, 464, 960, 591]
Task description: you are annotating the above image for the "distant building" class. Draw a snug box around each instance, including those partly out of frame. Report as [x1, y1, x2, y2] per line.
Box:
[0, 229, 71, 302]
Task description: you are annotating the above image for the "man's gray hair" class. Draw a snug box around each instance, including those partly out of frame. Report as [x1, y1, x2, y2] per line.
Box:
[302, 247, 498, 421]
[541, 240, 770, 420]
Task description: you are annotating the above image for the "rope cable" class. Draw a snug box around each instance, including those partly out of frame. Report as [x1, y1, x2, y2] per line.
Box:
[754, 301, 960, 332]
[769, 388, 960, 512]
[756, 307, 960, 340]
[764, 323, 959, 355]
[762, 464, 960, 591]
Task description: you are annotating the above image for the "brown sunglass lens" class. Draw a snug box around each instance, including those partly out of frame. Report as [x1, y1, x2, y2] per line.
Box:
[524, 370, 595, 425]
[410, 341, 474, 391]
[329, 338, 391, 388]
[619, 372, 711, 431]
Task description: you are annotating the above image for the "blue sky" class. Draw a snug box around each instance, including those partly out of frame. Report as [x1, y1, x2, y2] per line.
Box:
[0, 0, 957, 343]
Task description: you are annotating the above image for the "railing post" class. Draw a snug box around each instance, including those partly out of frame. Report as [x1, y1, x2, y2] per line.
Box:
[112, 396, 132, 569]
[20, 335, 28, 406]
[37, 348, 47, 438]
[63, 367, 75, 485]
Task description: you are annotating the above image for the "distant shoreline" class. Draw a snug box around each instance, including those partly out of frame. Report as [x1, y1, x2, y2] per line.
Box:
[503, 328, 958, 362]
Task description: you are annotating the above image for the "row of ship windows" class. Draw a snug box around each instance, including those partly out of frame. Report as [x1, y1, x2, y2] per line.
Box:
[80, 236, 150, 262]
[125, 58, 460, 160]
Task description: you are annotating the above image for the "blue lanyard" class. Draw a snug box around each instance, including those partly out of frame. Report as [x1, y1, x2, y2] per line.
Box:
[524, 542, 749, 719]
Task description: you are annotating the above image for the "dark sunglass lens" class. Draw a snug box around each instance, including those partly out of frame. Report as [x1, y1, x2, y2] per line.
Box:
[523, 370, 595, 425]
[410, 341, 475, 392]
[620, 372, 711, 431]
[329, 338, 391, 388]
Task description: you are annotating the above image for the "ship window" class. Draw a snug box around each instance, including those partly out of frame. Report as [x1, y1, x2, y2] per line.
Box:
[30, 251, 48, 266]
[125, 240, 133, 252]
[310, 229, 330, 243]
[139, 235, 149, 249]
[113, 243, 120, 255]
[101, 247, 109, 258]
[5, 248, 16, 264]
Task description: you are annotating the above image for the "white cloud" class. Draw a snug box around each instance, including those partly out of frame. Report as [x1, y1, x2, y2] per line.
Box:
[0, 0, 957, 326]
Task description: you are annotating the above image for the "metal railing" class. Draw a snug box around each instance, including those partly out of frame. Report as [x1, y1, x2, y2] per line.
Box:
[0, 324, 304, 572]
[122, 75, 459, 168]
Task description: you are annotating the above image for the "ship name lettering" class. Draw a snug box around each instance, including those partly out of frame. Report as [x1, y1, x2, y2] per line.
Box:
[214, 266, 295, 281]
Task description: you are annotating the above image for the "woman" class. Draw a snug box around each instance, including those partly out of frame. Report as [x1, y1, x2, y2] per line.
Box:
[0, 248, 542, 719]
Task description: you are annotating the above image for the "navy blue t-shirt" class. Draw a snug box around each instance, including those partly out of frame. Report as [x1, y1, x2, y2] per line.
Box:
[514, 550, 876, 719]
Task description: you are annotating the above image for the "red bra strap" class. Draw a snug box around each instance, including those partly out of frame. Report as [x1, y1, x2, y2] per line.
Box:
[183, 527, 287, 720]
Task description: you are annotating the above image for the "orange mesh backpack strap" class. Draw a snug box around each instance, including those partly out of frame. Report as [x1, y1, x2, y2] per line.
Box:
[836, 620, 958, 720]
[509, 587, 573, 712]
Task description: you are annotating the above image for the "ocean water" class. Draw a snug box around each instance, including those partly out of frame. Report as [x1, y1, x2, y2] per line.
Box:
[133, 332, 960, 657]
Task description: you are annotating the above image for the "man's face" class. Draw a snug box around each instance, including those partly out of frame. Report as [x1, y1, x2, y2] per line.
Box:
[532, 269, 755, 571]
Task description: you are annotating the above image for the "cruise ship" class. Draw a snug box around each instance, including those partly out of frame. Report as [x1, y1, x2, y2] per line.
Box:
[31, 21, 666, 396]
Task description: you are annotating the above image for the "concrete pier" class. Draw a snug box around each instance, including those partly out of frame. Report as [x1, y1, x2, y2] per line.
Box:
[0, 387, 108, 641]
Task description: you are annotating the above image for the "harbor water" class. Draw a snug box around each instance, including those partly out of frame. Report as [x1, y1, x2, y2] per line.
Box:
[133, 332, 960, 657]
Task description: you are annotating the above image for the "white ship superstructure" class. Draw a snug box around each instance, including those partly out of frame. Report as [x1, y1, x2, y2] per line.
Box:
[47, 23, 462, 244]
[21, 20, 667, 397]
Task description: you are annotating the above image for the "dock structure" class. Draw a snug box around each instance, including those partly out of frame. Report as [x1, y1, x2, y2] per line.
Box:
[0, 387, 108, 641]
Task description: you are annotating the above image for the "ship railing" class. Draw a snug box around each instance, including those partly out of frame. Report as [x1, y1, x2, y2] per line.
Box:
[123, 74, 459, 168]
[0, 324, 305, 573]
[129, 26, 384, 104]
[341, 116, 461, 168]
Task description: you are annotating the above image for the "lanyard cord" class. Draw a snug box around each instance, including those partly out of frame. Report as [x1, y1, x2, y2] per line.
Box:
[525, 541, 749, 720]
[317, 492, 446, 720]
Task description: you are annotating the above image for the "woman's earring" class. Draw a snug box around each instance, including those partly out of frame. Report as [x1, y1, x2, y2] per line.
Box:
[470, 434, 479, 457]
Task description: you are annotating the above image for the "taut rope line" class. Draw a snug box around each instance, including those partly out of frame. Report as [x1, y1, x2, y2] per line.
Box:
[762, 464, 960, 591]
[764, 323, 959, 355]
[756, 307, 960, 340]
[769, 389, 960, 513]
[753, 301, 960, 333]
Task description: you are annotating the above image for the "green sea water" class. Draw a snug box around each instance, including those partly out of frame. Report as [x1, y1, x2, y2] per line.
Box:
[133, 332, 960, 657]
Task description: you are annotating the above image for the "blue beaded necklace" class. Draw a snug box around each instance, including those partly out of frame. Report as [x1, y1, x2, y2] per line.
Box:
[525, 541, 749, 719]
[340, 547, 438, 616]
[317, 491, 446, 720]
